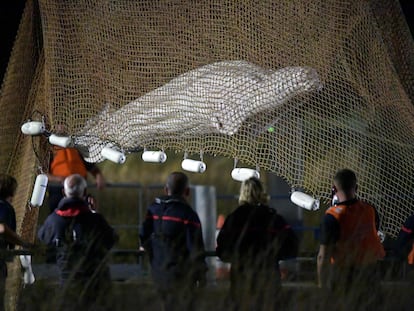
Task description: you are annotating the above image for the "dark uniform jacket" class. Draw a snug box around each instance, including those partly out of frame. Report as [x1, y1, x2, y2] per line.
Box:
[0, 199, 16, 277]
[38, 197, 118, 283]
[216, 203, 298, 273]
[140, 195, 207, 290]
[396, 214, 414, 265]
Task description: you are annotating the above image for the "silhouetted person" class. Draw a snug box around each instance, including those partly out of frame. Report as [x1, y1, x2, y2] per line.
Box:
[38, 174, 117, 311]
[140, 172, 207, 311]
[216, 177, 298, 311]
[0, 174, 32, 311]
[317, 169, 385, 310]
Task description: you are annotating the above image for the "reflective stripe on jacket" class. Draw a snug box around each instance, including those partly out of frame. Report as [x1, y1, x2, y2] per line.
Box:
[139, 196, 207, 288]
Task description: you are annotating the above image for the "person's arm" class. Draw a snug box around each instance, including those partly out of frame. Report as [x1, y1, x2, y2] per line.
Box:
[187, 211, 207, 286]
[139, 207, 154, 255]
[317, 213, 339, 288]
[87, 164, 106, 190]
[0, 223, 32, 248]
[371, 203, 381, 232]
[216, 214, 236, 262]
[396, 215, 414, 260]
[317, 244, 334, 288]
[97, 214, 119, 249]
[266, 211, 299, 260]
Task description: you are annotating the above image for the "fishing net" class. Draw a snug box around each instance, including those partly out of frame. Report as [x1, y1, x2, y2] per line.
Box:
[1, 0, 414, 309]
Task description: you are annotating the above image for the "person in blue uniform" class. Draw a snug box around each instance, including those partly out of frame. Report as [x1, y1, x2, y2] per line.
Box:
[140, 172, 207, 311]
[0, 174, 33, 311]
[38, 174, 117, 311]
[396, 214, 414, 281]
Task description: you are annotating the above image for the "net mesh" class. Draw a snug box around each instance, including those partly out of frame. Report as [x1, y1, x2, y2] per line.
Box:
[1, 0, 414, 308]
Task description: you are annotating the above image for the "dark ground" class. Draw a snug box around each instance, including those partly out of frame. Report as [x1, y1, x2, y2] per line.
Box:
[15, 271, 414, 311]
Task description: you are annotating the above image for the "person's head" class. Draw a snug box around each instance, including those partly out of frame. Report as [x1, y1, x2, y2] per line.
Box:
[165, 172, 190, 197]
[333, 168, 358, 198]
[238, 177, 269, 206]
[0, 174, 17, 201]
[63, 174, 87, 198]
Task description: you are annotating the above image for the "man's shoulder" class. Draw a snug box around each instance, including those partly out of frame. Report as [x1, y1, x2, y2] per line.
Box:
[42, 211, 66, 224]
[78, 211, 110, 224]
[0, 199, 12, 210]
[326, 204, 346, 215]
[357, 199, 375, 208]
[0, 200, 9, 215]
[153, 196, 192, 209]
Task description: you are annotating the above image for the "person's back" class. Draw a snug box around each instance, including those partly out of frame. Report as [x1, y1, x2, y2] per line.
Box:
[217, 203, 297, 270]
[325, 199, 384, 267]
[143, 195, 206, 287]
[41, 199, 116, 282]
[216, 177, 298, 311]
[38, 174, 117, 310]
[140, 172, 206, 311]
[317, 169, 385, 310]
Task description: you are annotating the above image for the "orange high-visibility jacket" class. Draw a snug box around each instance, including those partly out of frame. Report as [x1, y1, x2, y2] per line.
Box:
[50, 147, 87, 178]
[325, 200, 385, 266]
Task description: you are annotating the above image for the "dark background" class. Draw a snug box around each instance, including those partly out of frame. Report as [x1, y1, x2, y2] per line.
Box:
[1, 0, 414, 84]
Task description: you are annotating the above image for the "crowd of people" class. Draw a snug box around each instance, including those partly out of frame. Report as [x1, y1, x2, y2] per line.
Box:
[1, 167, 414, 310]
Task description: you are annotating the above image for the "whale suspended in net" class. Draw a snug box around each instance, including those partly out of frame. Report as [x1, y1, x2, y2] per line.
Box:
[74, 60, 322, 162]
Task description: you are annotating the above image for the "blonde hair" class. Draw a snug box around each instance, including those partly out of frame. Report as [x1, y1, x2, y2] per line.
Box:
[238, 177, 269, 206]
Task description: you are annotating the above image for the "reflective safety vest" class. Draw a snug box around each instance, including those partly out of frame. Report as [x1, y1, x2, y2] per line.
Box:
[50, 147, 87, 178]
[326, 200, 385, 266]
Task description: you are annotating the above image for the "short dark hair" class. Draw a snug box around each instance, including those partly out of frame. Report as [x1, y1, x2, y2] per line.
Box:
[166, 172, 189, 196]
[334, 169, 357, 193]
[0, 174, 17, 200]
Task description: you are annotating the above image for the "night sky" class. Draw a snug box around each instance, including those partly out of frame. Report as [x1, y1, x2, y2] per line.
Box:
[1, 1, 414, 84]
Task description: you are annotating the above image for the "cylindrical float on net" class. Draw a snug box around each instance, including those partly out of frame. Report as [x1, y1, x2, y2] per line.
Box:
[181, 159, 206, 173]
[231, 168, 260, 182]
[290, 191, 320, 211]
[21, 121, 45, 136]
[30, 174, 48, 207]
[142, 151, 167, 163]
[101, 146, 126, 164]
[19, 255, 35, 285]
[48, 134, 72, 148]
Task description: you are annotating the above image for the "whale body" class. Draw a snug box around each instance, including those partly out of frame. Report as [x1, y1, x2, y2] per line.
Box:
[75, 60, 322, 162]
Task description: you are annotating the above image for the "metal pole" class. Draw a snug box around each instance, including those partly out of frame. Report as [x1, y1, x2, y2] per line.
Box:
[192, 185, 217, 285]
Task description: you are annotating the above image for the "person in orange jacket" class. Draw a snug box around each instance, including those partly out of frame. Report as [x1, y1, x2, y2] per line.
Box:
[47, 146, 105, 214]
[47, 124, 105, 214]
[45, 125, 106, 264]
[317, 169, 385, 309]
